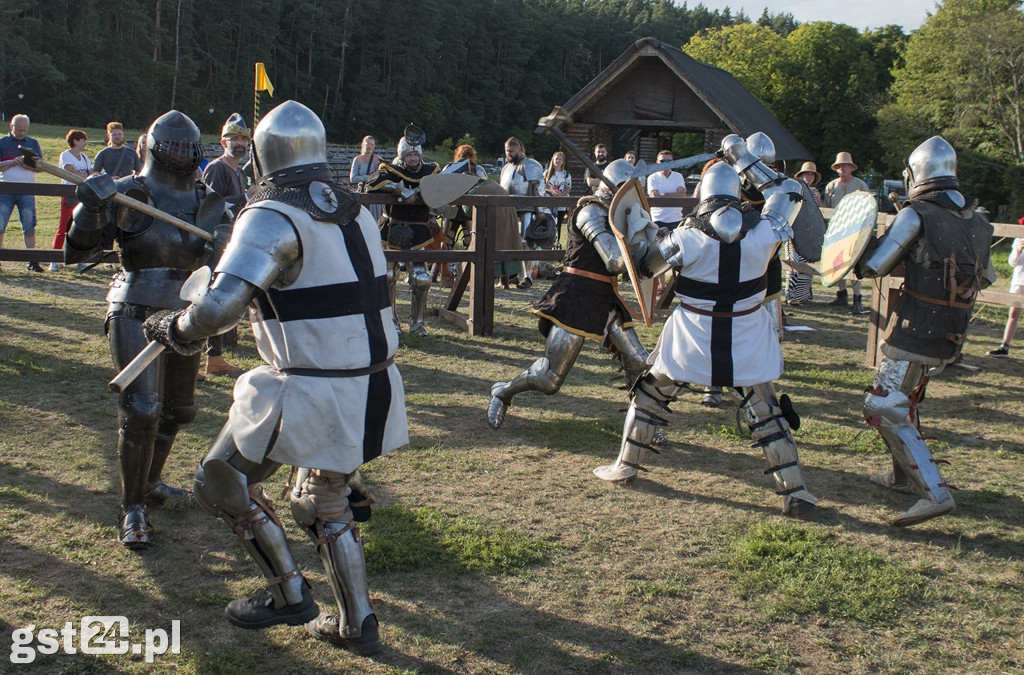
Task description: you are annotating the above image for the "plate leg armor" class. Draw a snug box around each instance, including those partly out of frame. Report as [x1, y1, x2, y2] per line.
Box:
[605, 314, 651, 390]
[741, 383, 817, 515]
[408, 262, 431, 336]
[387, 262, 401, 331]
[487, 325, 585, 428]
[594, 370, 682, 482]
[864, 357, 955, 526]
[115, 392, 160, 549]
[194, 425, 318, 627]
[291, 468, 382, 656]
[145, 352, 200, 506]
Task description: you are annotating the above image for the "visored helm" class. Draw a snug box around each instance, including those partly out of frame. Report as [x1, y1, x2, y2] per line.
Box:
[696, 161, 741, 217]
[252, 100, 327, 181]
[904, 136, 958, 199]
[602, 158, 635, 188]
[746, 131, 775, 166]
[147, 110, 202, 175]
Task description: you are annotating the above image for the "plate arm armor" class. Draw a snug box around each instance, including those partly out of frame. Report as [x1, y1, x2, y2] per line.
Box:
[174, 206, 301, 343]
[857, 206, 922, 278]
[641, 227, 683, 279]
[576, 203, 626, 275]
[720, 134, 802, 241]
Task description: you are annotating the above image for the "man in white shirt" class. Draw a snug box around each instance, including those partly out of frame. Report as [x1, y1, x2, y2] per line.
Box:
[646, 150, 688, 230]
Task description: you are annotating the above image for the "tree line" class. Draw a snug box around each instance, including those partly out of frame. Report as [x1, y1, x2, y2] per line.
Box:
[3, 0, 1022, 214]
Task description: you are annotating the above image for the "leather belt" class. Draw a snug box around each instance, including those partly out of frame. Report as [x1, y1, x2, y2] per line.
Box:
[678, 300, 761, 318]
[563, 266, 616, 284]
[283, 357, 394, 378]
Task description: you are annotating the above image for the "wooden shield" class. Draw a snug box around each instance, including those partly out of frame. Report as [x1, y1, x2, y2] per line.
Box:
[418, 173, 480, 209]
[609, 178, 658, 326]
[820, 191, 878, 287]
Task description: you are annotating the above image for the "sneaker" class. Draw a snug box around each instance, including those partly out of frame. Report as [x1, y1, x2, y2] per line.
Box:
[225, 585, 319, 629]
[27, 261, 43, 272]
[49, 262, 60, 271]
[988, 346, 1010, 358]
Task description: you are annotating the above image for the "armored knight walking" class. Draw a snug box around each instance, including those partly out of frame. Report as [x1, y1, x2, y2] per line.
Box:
[142, 101, 408, 654]
[65, 110, 227, 548]
[857, 136, 994, 526]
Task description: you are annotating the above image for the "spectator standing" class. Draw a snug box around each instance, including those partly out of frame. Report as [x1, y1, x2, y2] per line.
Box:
[0, 114, 44, 272]
[623, 150, 637, 166]
[200, 112, 252, 376]
[584, 143, 609, 194]
[136, 134, 148, 167]
[988, 228, 1024, 357]
[93, 122, 142, 179]
[543, 151, 572, 239]
[50, 129, 92, 270]
[785, 161, 822, 305]
[646, 150, 687, 230]
[350, 135, 383, 224]
[823, 151, 870, 313]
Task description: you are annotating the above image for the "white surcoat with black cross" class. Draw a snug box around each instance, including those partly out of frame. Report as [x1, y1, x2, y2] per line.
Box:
[648, 217, 783, 387]
[227, 202, 409, 474]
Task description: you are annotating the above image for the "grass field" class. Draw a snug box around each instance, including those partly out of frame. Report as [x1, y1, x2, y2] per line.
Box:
[2, 125, 1022, 673]
[1, 252, 1022, 673]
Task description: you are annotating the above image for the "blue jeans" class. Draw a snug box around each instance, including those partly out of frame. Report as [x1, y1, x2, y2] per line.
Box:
[0, 193, 37, 235]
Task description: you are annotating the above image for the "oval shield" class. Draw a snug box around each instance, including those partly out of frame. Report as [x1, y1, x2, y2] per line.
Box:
[820, 190, 878, 287]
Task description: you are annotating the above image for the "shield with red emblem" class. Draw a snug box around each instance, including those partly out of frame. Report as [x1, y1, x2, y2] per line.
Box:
[820, 190, 878, 287]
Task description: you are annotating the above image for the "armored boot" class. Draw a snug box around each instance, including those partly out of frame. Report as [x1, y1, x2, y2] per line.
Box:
[864, 358, 955, 526]
[828, 289, 849, 307]
[408, 262, 431, 337]
[488, 327, 584, 428]
[741, 384, 817, 515]
[701, 386, 722, 408]
[851, 294, 869, 315]
[116, 394, 161, 549]
[291, 470, 382, 656]
[219, 483, 318, 627]
[594, 373, 680, 482]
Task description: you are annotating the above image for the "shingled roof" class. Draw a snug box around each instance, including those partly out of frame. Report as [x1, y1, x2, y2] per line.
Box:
[559, 37, 810, 162]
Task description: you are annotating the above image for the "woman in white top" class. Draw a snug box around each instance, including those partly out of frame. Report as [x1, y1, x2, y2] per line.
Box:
[52, 129, 92, 269]
[988, 231, 1024, 357]
[350, 135, 383, 223]
[543, 151, 572, 240]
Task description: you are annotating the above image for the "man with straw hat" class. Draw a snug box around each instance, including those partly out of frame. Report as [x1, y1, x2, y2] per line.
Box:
[824, 151, 870, 313]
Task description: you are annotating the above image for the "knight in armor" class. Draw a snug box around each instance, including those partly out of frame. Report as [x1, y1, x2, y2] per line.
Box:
[65, 110, 226, 549]
[593, 137, 819, 517]
[365, 125, 440, 336]
[140, 101, 408, 654]
[499, 136, 545, 287]
[487, 159, 653, 432]
[855, 136, 994, 526]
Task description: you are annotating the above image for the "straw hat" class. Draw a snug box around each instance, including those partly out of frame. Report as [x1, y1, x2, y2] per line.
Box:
[795, 161, 821, 186]
[831, 151, 857, 171]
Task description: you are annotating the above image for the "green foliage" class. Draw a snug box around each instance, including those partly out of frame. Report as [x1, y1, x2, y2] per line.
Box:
[362, 504, 553, 575]
[880, 0, 1024, 213]
[724, 522, 923, 623]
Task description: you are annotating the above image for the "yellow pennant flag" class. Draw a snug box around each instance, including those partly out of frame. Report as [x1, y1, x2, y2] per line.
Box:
[255, 62, 274, 97]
